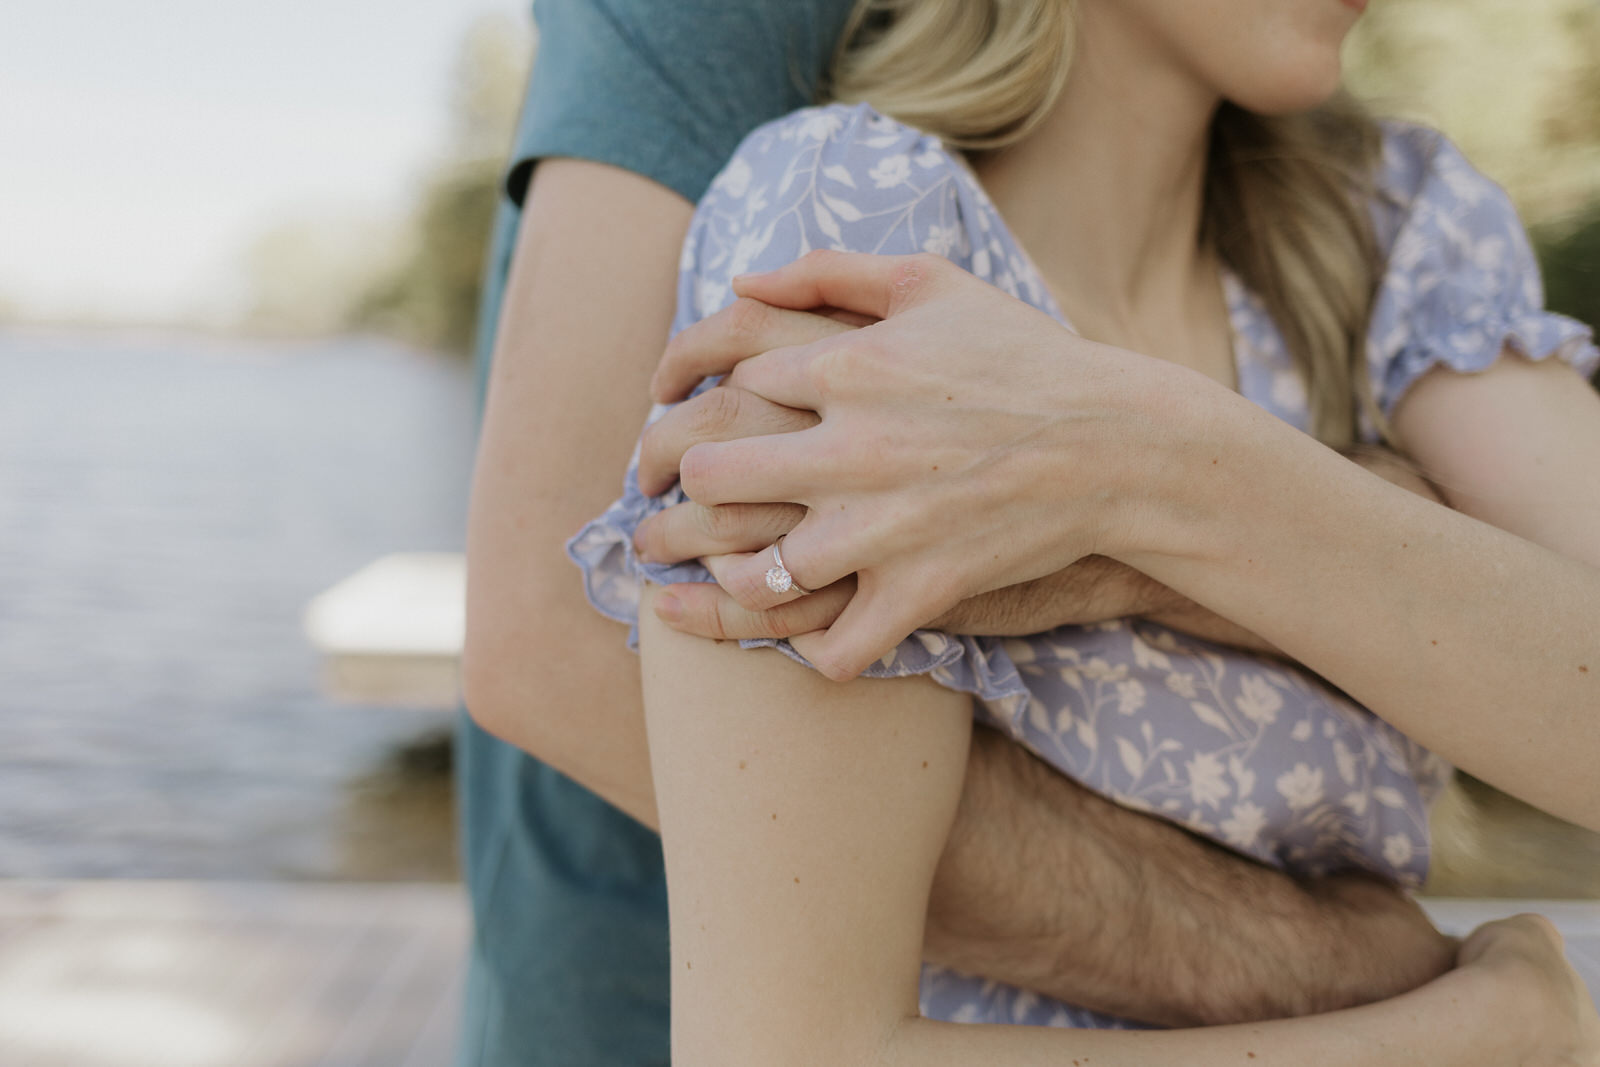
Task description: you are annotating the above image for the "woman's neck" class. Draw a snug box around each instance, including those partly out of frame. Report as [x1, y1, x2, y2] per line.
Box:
[970, 4, 1221, 346]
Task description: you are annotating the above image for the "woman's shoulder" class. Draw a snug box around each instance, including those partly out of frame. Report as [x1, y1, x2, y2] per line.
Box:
[680, 103, 992, 321]
[1368, 119, 1522, 247]
[1362, 119, 1598, 418]
[711, 101, 967, 198]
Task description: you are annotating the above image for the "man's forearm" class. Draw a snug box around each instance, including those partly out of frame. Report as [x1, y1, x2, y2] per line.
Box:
[923, 726, 1457, 1027]
[462, 161, 694, 825]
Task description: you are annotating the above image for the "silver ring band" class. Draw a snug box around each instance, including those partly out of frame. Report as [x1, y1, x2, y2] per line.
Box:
[765, 535, 813, 596]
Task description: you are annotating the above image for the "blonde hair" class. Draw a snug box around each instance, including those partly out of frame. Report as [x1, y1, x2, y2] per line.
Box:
[824, 0, 1386, 448]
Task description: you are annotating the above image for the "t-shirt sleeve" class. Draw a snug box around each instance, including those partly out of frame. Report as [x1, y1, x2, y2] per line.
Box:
[1366, 122, 1600, 418]
[505, 0, 859, 206]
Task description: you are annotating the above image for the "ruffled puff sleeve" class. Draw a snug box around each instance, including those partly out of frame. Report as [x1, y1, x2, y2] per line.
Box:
[1366, 122, 1599, 426]
[565, 102, 1035, 711]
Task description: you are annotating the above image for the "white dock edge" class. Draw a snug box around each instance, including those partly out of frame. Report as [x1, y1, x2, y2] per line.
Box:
[303, 552, 465, 709]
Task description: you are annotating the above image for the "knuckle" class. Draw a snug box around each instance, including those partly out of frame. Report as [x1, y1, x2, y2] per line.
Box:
[689, 385, 742, 437]
[678, 444, 716, 503]
[813, 654, 856, 683]
[659, 327, 691, 369]
[701, 600, 733, 642]
[724, 297, 773, 347]
[1526, 913, 1563, 947]
[637, 416, 669, 464]
[773, 502, 808, 533]
[894, 254, 938, 294]
[632, 516, 660, 558]
[810, 339, 863, 397]
[728, 571, 773, 612]
[781, 404, 822, 432]
[752, 609, 792, 641]
[700, 503, 743, 541]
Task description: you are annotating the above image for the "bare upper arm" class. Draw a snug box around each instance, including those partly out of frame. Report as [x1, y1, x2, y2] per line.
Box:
[461, 159, 693, 819]
[1391, 351, 1600, 567]
[636, 587, 972, 1063]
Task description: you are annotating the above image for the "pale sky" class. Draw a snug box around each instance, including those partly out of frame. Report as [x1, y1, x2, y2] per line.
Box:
[0, 0, 527, 324]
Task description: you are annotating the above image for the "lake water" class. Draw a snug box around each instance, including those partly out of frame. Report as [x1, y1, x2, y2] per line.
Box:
[0, 330, 471, 880]
[2, 327, 1596, 895]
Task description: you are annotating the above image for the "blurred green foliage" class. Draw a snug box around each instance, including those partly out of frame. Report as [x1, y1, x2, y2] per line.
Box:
[352, 15, 530, 355]
[354, 157, 504, 355]
[1346, 0, 1599, 382]
[1537, 209, 1600, 341]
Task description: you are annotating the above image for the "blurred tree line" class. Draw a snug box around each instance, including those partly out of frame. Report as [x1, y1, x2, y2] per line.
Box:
[242, 13, 530, 353]
[351, 14, 530, 354]
[247, 3, 1596, 357]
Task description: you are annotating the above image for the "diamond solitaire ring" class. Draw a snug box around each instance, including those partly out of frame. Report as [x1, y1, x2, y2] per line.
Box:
[765, 535, 813, 596]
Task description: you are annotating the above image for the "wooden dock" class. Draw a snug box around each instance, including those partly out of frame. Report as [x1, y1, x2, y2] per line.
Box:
[0, 880, 1597, 1065]
[0, 881, 465, 1067]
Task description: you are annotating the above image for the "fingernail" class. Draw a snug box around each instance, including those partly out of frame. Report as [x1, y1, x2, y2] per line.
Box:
[632, 526, 654, 562]
[654, 592, 682, 623]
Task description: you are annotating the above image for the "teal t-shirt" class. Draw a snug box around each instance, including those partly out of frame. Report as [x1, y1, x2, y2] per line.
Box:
[505, 0, 859, 205]
[459, 3, 858, 1065]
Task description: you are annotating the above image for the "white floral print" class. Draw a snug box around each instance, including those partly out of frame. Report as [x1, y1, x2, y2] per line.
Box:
[1221, 801, 1269, 850]
[1275, 763, 1326, 812]
[568, 102, 1600, 1032]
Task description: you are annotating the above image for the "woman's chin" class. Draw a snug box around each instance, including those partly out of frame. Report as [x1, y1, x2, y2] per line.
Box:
[1229, 66, 1348, 117]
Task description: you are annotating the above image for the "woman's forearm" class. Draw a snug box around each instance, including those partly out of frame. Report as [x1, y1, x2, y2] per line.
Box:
[640, 595, 1565, 1067]
[658, 254, 1597, 823]
[883, 965, 1533, 1067]
[1119, 373, 1600, 830]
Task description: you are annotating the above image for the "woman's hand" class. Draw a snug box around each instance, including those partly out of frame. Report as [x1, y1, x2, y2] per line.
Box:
[634, 335, 1184, 644]
[649, 249, 1194, 679]
[1455, 915, 1600, 1065]
[642, 403, 1444, 652]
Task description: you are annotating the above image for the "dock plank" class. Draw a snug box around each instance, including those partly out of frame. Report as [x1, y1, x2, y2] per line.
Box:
[0, 882, 465, 1067]
[0, 881, 1594, 1066]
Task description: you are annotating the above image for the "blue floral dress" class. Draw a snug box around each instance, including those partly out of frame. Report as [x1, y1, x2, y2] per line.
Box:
[569, 102, 1600, 1029]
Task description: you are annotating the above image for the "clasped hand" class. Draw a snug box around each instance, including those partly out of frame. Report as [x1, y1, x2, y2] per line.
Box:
[633, 250, 1185, 680]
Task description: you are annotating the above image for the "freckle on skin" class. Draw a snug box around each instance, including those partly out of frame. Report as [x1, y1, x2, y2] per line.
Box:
[1431, 640, 1438, 646]
[1581, 665, 1590, 674]
[931, 465, 938, 471]
[738, 760, 745, 769]
[793, 877, 800, 884]
[922, 761, 928, 769]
